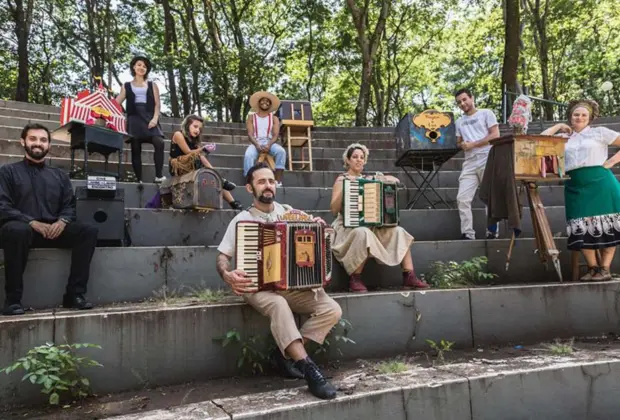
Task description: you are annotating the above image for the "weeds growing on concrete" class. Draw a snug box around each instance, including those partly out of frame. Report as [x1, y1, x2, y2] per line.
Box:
[547, 338, 574, 356]
[426, 339, 454, 365]
[189, 287, 229, 303]
[1, 342, 103, 406]
[313, 318, 356, 357]
[376, 360, 409, 374]
[425, 257, 497, 289]
[213, 329, 275, 375]
[151, 285, 183, 304]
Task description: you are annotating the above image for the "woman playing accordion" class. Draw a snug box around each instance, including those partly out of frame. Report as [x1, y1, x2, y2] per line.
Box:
[329, 143, 429, 292]
[542, 100, 620, 281]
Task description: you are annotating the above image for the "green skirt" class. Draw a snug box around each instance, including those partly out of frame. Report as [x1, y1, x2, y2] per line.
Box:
[565, 166, 620, 250]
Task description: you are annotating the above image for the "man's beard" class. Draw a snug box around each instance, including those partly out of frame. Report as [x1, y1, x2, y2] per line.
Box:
[25, 144, 48, 160]
[252, 186, 275, 204]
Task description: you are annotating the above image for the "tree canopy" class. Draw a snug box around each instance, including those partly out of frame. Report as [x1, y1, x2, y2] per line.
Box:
[1, 0, 618, 125]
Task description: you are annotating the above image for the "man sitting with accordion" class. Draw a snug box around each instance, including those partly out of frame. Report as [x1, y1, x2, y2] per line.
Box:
[216, 162, 340, 400]
[330, 143, 430, 292]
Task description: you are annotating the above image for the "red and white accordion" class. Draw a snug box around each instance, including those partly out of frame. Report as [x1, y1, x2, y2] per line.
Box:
[235, 211, 333, 292]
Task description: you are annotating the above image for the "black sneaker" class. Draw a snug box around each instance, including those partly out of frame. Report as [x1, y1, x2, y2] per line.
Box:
[222, 179, 237, 191]
[2, 302, 25, 316]
[62, 294, 94, 310]
[294, 357, 337, 400]
[228, 200, 243, 210]
[271, 349, 304, 379]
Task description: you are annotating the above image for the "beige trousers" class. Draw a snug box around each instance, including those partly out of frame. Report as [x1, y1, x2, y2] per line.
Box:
[243, 288, 342, 356]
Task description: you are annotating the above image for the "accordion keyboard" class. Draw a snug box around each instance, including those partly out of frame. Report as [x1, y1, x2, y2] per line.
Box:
[344, 179, 360, 227]
[235, 222, 260, 289]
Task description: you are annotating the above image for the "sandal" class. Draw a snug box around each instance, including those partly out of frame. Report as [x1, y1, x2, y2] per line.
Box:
[580, 267, 598, 282]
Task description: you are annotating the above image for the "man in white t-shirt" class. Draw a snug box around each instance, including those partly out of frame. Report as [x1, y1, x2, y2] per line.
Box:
[216, 162, 340, 400]
[454, 88, 500, 240]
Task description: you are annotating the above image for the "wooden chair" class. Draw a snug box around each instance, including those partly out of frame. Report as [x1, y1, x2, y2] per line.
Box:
[279, 100, 314, 171]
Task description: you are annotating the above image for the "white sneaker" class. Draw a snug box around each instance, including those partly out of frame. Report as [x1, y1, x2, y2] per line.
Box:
[276, 182, 283, 187]
[154, 176, 166, 183]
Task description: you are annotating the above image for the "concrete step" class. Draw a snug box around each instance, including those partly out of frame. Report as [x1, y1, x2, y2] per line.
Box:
[104, 346, 620, 420]
[2, 281, 620, 407]
[63, 180, 565, 211]
[122, 205, 569, 246]
[0, 137, 402, 160]
[0, 124, 397, 150]
[0, 154, 449, 188]
[0, 237, 606, 309]
[0, 139, 401, 172]
[0, 113, 397, 140]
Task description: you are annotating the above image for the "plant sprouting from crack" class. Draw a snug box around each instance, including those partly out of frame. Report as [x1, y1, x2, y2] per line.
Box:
[313, 318, 356, 357]
[426, 339, 454, 365]
[547, 338, 574, 356]
[213, 329, 275, 375]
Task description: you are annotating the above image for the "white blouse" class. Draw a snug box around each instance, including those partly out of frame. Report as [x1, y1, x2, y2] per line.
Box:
[564, 126, 619, 172]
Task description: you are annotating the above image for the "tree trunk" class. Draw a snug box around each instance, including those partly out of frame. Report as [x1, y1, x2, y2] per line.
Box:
[525, 0, 553, 120]
[161, 0, 180, 117]
[346, 0, 391, 126]
[9, 0, 35, 102]
[501, 0, 521, 119]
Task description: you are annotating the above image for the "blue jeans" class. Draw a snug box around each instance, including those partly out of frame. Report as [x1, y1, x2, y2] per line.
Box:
[243, 141, 287, 176]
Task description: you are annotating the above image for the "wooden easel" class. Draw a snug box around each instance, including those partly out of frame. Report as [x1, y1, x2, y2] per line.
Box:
[496, 134, 568, 282]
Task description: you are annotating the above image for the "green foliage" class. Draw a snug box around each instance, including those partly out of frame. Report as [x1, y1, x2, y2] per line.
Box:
[425, 256, 497, 289]
[313, 318, 356, 357]
[376, 360, 409, 374]
[426, 339, 454, 365]
[547, 338, 574, 356]
[213, 329, 275, 375]
[189, 287, 229, 303]
[1, 0, 619, 121]
[1, 342, 103, 406]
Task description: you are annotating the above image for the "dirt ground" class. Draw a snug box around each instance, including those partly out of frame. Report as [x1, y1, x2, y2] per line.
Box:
[3, 335, 620, 420]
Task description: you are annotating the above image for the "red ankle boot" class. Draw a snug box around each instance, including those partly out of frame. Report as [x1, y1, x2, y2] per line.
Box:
[349, 273, 368, 292]
[403, 271, 430, 289]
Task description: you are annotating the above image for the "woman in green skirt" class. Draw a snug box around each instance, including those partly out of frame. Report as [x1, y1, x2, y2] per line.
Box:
[542, 100, 620, 281]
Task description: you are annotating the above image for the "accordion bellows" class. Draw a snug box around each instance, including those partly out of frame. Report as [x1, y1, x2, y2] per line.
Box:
[342, 178, 399, 228]
[235, 221, 333, 292]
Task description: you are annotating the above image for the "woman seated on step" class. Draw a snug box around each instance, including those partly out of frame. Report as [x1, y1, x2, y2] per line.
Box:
[542, 99, 620, 281]
[329, 143, 430, 292]
[169, 115, 243, 210]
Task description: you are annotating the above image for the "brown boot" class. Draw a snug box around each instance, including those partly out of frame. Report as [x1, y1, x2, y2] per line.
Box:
[592, 267, 612, 281]
[403, 271, 430, 289]
[349, 273, 368, 293]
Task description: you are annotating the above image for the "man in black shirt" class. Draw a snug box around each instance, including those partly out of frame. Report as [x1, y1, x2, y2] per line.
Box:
[0, 123, 98, 315]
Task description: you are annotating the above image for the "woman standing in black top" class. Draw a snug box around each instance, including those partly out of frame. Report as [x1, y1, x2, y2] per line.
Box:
[115, 56, 166, 184]
[170, 115, 242, 210]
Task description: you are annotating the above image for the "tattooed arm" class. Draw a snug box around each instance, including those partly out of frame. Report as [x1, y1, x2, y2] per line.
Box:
[216, 252, 255, 295]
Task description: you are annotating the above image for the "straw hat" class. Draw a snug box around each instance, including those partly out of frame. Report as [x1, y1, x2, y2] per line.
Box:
[249, 91, 280, 113]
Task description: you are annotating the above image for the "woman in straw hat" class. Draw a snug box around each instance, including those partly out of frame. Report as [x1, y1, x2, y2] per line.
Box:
[169, 115, 243, 210]
[542, 99, 620, 281]
[115, 55, 166, 184]
[329, 143, 430, 292]
[244, 91, 287, 186]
